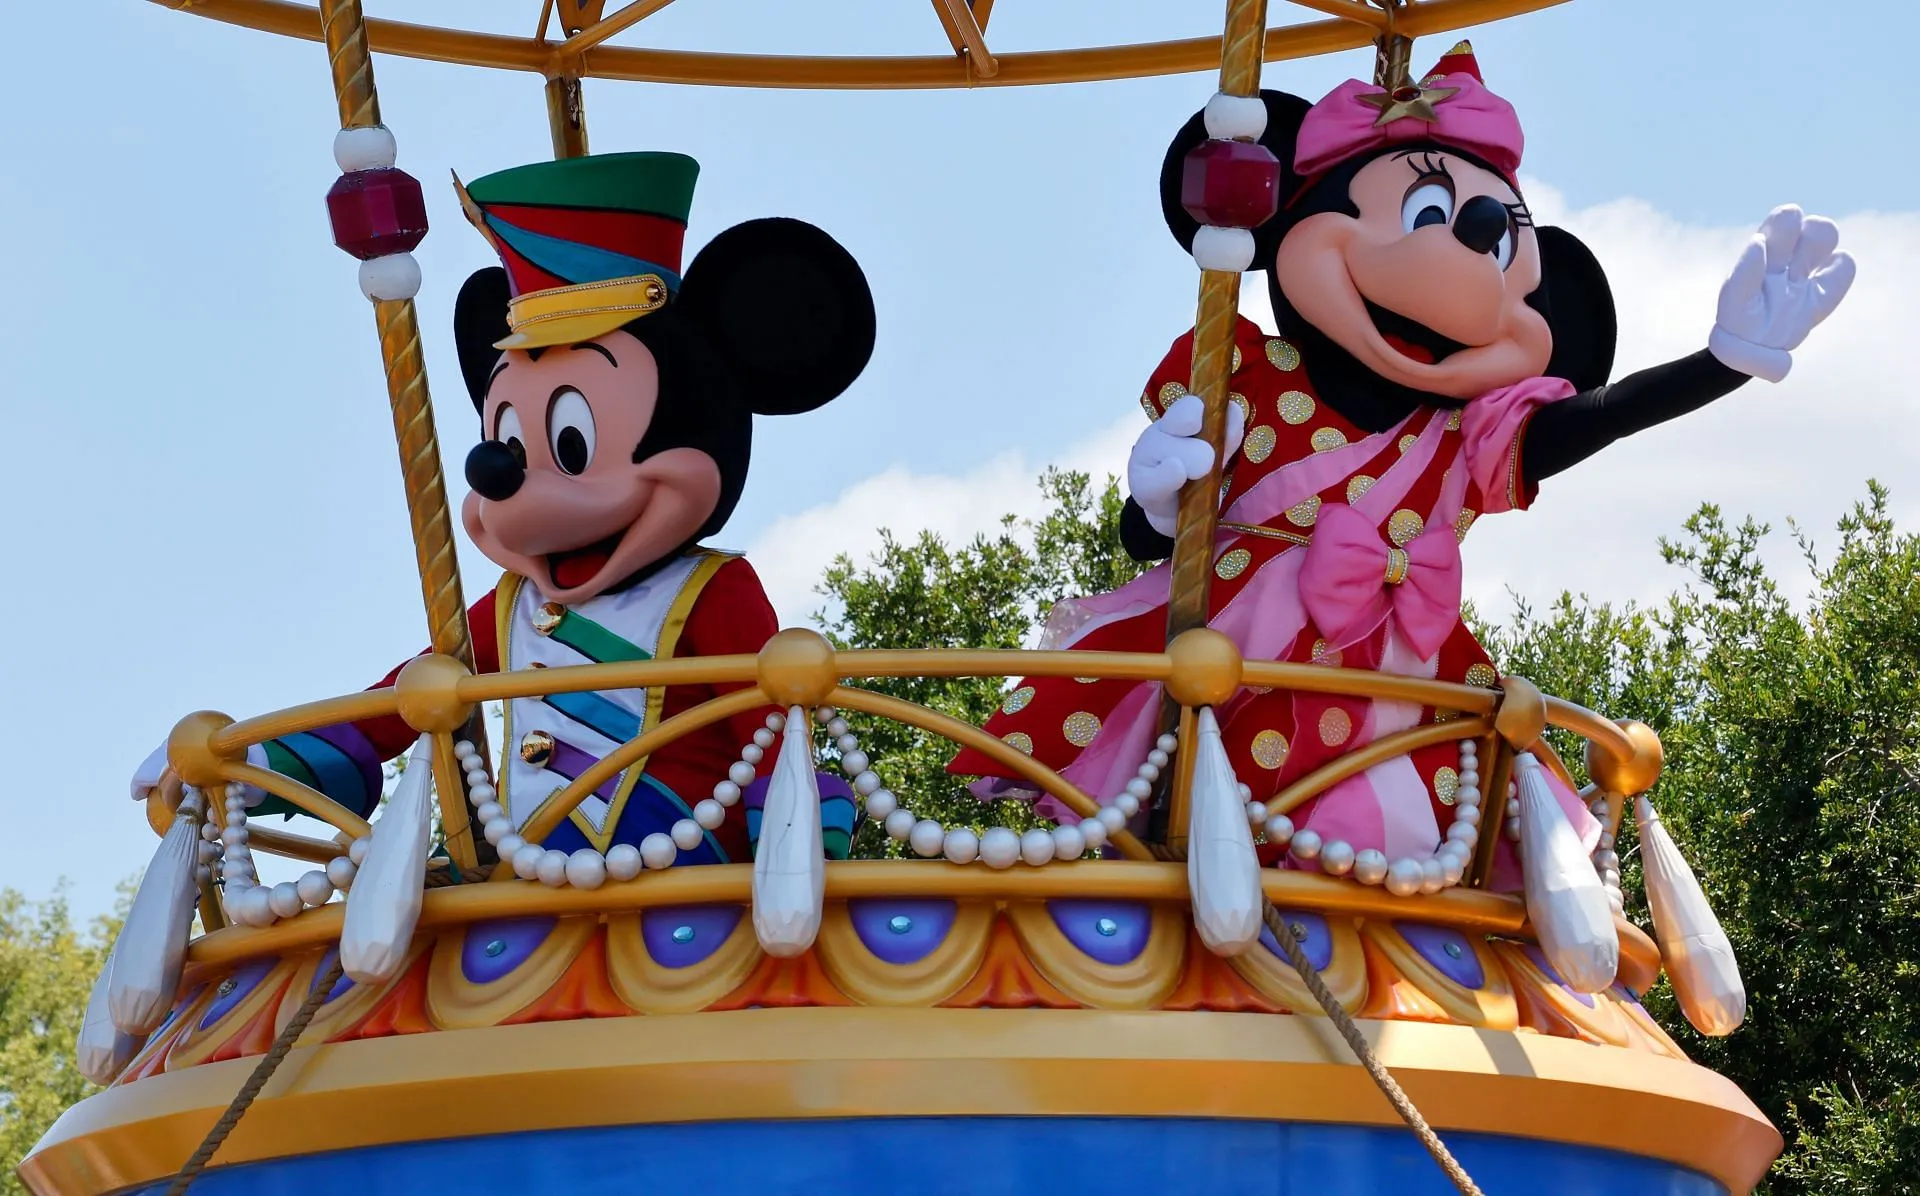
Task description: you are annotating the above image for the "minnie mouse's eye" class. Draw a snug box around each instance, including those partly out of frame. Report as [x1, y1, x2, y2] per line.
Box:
[495, 404, 528, 469]
[1491, 224, 1516, 271]
[547, 388, 596, 476]
[1402, 181, 1455, 234]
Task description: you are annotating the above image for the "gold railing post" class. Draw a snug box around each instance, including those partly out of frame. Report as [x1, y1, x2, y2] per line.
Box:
[318, 0, 490, 872]
[545, 74, 590, 158]
[1158, 0, 1272, 851]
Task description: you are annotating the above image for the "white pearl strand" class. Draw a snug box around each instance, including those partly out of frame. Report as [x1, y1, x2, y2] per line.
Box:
[1589, 793, 1625, 914]
[875, 727, 1180, 868]
[1248, 738, 1484, 897]
[464, 706, 803, 889]
[209, 784, 367, 928]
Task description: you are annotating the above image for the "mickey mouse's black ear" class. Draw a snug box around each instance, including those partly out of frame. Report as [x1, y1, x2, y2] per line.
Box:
[676, 217, 877, 417]
[454, 266, 513, 410]
[1534, 226, 1617, 391]
[1159, 90, 1313, 269]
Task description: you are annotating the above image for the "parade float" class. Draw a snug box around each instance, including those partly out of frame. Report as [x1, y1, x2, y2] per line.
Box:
[20, 1, 1859, 1193]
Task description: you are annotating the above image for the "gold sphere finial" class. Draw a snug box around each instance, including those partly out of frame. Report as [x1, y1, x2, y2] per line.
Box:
[394, 653, 475, 734]
[758, 628, 838, 707]
[1586, 719, 1665, 795]
[1492, 675, 1548, 750]
[1164, 628, 1244, 709]
[168, 710, 240, 789]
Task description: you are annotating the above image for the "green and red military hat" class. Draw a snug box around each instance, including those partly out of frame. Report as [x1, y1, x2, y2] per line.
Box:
[455, 151, 699, 350]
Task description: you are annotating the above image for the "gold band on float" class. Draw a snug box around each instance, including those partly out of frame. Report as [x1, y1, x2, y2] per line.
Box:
[16, 1009, 1780, 1196]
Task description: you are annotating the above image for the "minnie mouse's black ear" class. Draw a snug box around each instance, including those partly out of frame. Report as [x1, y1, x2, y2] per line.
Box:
[1159, 90, 1313, 269]
[676, 217, 877, 416]
[454, 266, 513, 410]
[1534, 226, 1617, 391]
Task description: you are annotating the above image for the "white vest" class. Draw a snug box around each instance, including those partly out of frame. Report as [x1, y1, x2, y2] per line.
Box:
[495, 550, 732, 850]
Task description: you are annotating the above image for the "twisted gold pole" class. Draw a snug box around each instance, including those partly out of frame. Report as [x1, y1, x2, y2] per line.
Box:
[1159, 0, 1270, 849]
[318, 0, 486, 872]
[545, 74, 590, 158]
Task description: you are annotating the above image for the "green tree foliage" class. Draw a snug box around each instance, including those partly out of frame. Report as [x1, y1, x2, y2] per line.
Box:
[821, 468, 1919, 1191]
[0, 889, 121, 1191]
[814, 469, 1144, 856]
[1480, 483, 1920, 1194]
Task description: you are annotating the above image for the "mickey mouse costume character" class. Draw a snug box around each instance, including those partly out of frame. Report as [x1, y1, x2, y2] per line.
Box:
[133, 151, 876, 865]
[953, 44, 1854, 892]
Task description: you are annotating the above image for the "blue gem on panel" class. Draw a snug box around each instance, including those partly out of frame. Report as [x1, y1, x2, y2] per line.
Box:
[851, 900, 957, 965]
[1050, 900, 1150, 965]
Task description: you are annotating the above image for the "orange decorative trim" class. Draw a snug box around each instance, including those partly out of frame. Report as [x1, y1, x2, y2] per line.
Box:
[816, 901, 996, 1008]
[1002, 901, 1187, 1011]
[605, 907, 764, 1014]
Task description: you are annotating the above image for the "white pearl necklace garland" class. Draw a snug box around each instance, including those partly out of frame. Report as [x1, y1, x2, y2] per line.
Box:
[874, 729, 1180, 868]
[1251, 738, 1484, 897]
[212, 783, 365, 928]
[463, 707, 808, 889]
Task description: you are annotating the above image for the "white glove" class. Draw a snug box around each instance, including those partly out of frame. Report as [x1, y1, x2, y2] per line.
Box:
[130, 740, 269, 805]
[1708, 205, 1855, 383]
[1128, 393, 1247, 538]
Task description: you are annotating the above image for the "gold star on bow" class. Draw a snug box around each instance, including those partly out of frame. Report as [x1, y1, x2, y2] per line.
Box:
[1356, 82, 1461, 127]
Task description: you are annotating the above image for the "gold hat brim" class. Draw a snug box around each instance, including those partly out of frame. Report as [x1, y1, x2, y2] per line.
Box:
[494, 275, 671, 351]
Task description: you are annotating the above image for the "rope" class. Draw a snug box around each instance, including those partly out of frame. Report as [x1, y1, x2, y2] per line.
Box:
[1150, 843, 1483, 1195]
[163, 955, 346, 1195]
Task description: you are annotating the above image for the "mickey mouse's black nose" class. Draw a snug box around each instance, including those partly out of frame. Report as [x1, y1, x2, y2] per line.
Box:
[1452, 194, 1511, 256]
[465, 440, 525, 501]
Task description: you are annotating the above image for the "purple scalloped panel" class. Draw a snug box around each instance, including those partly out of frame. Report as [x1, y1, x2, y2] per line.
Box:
[461, 917, 557, 986]
[1259, 910, 1333, 972]
[1396, 922, 1485, 989]
[1048, 899, 1151, 966]
[642, 905, 744, 969]
[198, 957, 279, 1030]
[310, 947, 355, 1003]
[849, 899, 958, 965]
[1522, 942, 1596, 1007]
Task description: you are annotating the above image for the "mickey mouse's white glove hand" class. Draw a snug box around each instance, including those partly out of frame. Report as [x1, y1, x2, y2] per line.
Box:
[1128, 393, 1246, 538]
[1709, 205, 1855, 383]
[129, 740, 269, 805]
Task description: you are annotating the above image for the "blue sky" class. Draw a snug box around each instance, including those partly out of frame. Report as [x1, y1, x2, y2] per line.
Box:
[2, 0, 1913, 919]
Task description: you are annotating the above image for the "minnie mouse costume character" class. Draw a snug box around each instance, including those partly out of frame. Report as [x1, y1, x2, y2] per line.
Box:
[952, 44, 1854, 892]
[133, 151, 876, 864]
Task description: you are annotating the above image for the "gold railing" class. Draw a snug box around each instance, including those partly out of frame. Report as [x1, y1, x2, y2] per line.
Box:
[149, 627, 1664, 957]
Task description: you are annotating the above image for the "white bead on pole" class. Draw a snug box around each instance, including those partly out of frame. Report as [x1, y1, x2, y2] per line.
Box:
[1191, 225, 1257, 273]
[1186, 707, 1264, 956]
[1202, 92, 1268, 141]
[358, 253, 422, 302]
[77, 942, 140, 1086]
[340, 737, 435, 984]
[1637, 795, 1746, 1036]
[332, 124, 398, 172]
[752, 705, 826, 957]
[1515, 753, 1619, 993]
[109, 789, 205, 1034]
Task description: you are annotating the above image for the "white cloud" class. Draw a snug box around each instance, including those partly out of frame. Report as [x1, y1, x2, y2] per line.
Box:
[749, 190, 1920, 628]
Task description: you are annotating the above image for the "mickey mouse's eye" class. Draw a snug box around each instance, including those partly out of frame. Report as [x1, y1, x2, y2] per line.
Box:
[548, 388, 596, 476]
[495, 404, 527, 469]
[1401, 181, 1455, 234]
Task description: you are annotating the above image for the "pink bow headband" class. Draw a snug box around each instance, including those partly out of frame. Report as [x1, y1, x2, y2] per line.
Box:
[1293, 71, 1525, 184]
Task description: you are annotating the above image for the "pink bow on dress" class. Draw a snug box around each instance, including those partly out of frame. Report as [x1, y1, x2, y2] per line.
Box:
[1298, 502, 1463, 661]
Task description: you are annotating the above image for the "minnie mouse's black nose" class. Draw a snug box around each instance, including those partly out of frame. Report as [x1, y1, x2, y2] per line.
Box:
[465, 440, 525, 501]
[1452, 195, 1511, 256]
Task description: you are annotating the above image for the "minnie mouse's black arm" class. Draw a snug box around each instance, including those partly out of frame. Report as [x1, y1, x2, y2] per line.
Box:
[1521, 350, 1749, 483]
[1121, 499, 1176, 562]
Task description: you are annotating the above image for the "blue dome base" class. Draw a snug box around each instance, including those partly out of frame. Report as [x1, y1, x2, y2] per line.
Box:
[137, 1117, 1725, 1195]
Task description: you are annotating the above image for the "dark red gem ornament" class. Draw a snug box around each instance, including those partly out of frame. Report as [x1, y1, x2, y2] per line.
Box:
[327, 167, 428, 260]
[1180, 139, 1282, 229]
